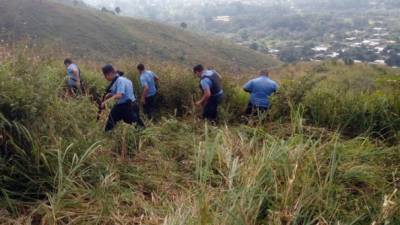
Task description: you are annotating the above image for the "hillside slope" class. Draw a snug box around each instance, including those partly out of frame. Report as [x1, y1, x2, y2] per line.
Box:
[0, 0, 279, 69]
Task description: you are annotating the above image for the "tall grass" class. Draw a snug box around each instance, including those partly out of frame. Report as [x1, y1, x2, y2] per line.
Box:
[0, 54, 399, 224]
[164, 119, 399, 225]
[270, 61, 400, 143]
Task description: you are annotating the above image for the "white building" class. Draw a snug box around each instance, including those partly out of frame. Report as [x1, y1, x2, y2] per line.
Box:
[214, 16, 231, 22]
[312, 45, 329, 52]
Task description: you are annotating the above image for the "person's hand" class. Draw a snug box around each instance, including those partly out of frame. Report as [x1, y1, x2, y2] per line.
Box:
[195, 101, 202, 107]
[105, 93, 113, 99]
[100, 102, 106, 109]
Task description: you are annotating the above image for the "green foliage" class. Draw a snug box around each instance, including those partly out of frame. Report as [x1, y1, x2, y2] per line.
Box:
[0, 0, 279, 70]
[0, 54, 399, 224]
[219, 83, 248, 122]
[166, 126, 400, 225]
[155, 68, 198, 116]
[271, 62, 400, 142]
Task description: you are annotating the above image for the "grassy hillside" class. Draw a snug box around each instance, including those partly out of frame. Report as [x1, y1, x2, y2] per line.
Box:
[0, 0, 279, 70]
[0, 51, 399, 224]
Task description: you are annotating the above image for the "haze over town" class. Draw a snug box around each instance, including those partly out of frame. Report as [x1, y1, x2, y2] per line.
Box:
[78, 0, 400, 67]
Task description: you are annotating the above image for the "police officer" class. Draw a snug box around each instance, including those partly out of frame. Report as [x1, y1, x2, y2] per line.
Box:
[193, 64, 224, 121]
[137, 64, 159, 120]
[243, 69, 278, 115]
[64, 58, 81, 96]
[101, 64, 145, 131]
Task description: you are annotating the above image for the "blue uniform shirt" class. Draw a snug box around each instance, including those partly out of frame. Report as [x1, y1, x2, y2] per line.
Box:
[140, 70, 158, 97]
[243, 76, 278, 108]
[110, 76, 136, 105]
[67, 64, 80, 87]
[200, 70, 223, 96]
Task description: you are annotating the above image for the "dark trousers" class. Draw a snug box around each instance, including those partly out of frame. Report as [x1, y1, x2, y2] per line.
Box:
[246, 102, 268, 115]
[143, 94, 158, 120]
[67, 85, 81, 96]
[105, 101, 145, 131]
[203, 95, 223, 121]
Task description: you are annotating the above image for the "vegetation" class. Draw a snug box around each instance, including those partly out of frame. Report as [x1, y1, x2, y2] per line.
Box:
[270, 61, 400, 143]
[150, 0, 400, 64]
[0, 0, 279, 71]
[0, 50, 399, 224]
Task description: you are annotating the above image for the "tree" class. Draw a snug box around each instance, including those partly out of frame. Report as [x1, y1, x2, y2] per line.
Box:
[101, 7, 115, 15]
[249, 42, 259, 51]
[344, 58, 355, 65]
[180, 22, 188, 29]
[115, 7, 121, 15]
[385, 54, 400, 67]
[239, 31, 249, 41]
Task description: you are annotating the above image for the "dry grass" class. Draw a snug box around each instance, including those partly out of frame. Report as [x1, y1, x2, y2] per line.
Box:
[0, 53, 399, 225]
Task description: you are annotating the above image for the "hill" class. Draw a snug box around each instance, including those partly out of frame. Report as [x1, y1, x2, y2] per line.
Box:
[0, 51, 399, 224]
[145, 0, 400, 65]
[0, 0, 279, 70]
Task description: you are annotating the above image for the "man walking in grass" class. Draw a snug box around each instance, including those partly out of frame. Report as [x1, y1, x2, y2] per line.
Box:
[193, 64, 224, 121]
[243, 69, 278, 115]
[64, 58, 81, 97]
[101, 64, 145, 131]
[137, 64, 159, 120]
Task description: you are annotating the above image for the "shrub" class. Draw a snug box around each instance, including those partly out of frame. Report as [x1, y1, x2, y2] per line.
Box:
[270, 63, 400, 142]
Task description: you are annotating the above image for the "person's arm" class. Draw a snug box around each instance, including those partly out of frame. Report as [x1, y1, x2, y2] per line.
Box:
[141, 86, 149, 104]
[196, 79, 212, 107]
[104, 93, 114, 100]
[215, 71, 222, 79]
[243, 80, 253, 93]
[101, 80, 124, 107]
[153, 73, 160, 91]
[101, 93, 123, 108]
[154, 72, 160, 82]
[272, 81, 279, 93]
[196, 88, 211, 107]
[72, 67, 80, 87]
[140, 76, 149, 104]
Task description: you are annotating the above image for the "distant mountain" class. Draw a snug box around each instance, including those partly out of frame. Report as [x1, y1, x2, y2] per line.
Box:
[0, 0, 279, 70]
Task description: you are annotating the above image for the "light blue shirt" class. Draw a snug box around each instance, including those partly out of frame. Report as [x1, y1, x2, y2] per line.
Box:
[110, 76, 136, 105]
[140, 70, 158, 97]
[243, 76, 278, 108]
[67, 64, 80, 86]
[200, 70, 223, 96]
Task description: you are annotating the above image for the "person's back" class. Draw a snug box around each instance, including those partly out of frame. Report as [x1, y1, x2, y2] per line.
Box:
[244, 70, 278, 114]
[140, 70, 158, 97]
[110, 76, 136, 105]
[138, 64, 160, 120]
[67, 63, 80, 86]
[64, 58, 81, 97]
[248, 76, 277, 107]
[200, 70, 223, 97]
[100, 64, 145, 133]
[193, 65, 224, 121]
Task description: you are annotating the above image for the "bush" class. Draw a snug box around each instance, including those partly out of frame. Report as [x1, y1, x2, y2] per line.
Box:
[270, 62, 400, 142]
